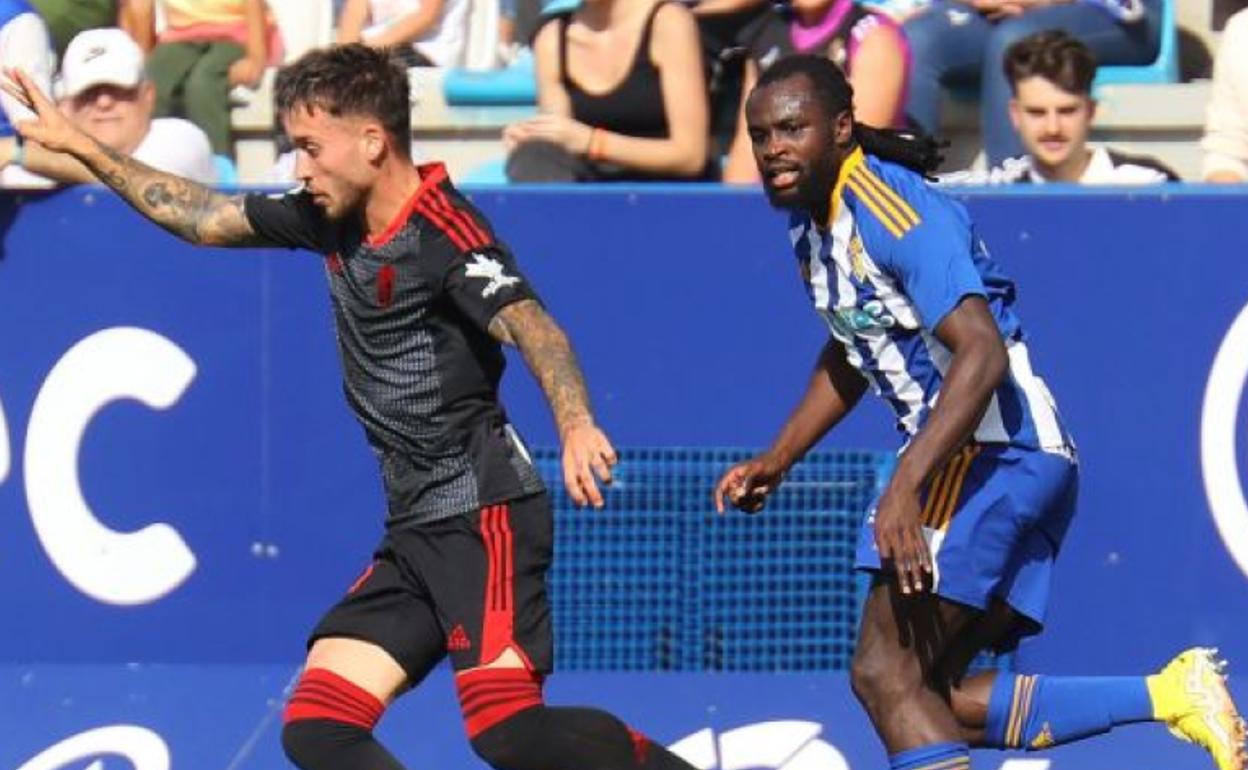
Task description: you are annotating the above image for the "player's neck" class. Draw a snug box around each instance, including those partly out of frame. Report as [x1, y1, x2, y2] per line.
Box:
[361, 160, 425, 238]
[1034, 147, 1093, 183]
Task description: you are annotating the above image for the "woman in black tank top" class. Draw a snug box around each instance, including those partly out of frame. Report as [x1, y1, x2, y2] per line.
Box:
[504, 0, 715, 182]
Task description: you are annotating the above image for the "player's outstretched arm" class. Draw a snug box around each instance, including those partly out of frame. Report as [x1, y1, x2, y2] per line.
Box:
[1, 67, 258, 247]
[873, 295, 1007, 594]
[714, 338, 866, 513]
[488, 299, 617, 509]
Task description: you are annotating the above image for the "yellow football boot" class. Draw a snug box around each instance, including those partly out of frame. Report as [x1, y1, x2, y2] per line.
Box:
[1148, 647, 1247, 770]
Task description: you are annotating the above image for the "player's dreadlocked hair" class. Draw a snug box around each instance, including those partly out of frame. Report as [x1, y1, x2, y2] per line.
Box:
[274, 44, 411, 155]
[754, 55, 945, 176]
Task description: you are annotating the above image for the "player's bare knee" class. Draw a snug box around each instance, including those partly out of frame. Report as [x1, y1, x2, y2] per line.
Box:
[851, 645, 923, 712]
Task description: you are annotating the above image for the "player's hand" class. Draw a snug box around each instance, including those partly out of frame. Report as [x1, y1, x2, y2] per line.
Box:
[504, 114, 595, 157]
[228, 57, 266, 89]
[713, 453, 785, 514]
[561, 421, 617, 509]
[872, 484, 932, 595]
[1, 68, 89, 156]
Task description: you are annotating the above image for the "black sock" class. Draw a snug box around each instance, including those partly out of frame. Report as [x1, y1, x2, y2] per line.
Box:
[281, 718, 408, 770]
[470, 704, 697, 770]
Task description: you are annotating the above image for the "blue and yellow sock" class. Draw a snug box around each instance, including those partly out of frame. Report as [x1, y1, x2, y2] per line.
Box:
[889, 742, 970, 770]
[984, 673, 1154, 750]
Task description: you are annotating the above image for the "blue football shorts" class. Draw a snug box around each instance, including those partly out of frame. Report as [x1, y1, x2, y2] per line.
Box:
[856, 443, 1078, 637]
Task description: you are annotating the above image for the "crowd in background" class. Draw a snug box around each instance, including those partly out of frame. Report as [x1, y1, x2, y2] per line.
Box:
[0, 0, 1244, 186]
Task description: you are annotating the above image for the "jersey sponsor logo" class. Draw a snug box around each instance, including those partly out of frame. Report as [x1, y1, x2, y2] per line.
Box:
[16, 724, 171, 770]
[1201, 299, 1248, 582]
[0, 327, 198, 606]
[465, 253, 520, 298]
[848, 233, 868, 281]
[828, 300, 897, 337]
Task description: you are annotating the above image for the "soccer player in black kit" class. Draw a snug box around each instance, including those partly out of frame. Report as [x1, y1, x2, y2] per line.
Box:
[3, 47, 704, 770]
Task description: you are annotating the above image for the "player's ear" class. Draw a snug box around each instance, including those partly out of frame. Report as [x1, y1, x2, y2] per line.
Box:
[362, 121, 387, 163]
[833, 108, 853, 147]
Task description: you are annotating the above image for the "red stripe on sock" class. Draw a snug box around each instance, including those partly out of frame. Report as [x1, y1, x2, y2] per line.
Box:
[283, 668, 384, 730]
[627, 727, 652, 765]
[455, 667, 543, 736]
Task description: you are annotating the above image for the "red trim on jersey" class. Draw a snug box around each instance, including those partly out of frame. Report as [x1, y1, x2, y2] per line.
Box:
[377, 264, 395, 307]
[415, 197, 472, 251]
[364, 163, 450, 248]
[283, 668, 384, 730]
[428, 185, 491, 248]
[479, 504, 516, 664]
[455, 666, 543, 738]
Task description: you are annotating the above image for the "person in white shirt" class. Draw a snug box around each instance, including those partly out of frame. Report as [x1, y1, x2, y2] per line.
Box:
[337, 0, 470, 68]
[1, 26, 216, 187]
[944, 29, 1178, 185]
[1202, 8, 1248, 183]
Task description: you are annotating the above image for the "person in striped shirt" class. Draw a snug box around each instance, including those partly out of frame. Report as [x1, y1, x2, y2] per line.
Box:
[713, 53, 1244, 770]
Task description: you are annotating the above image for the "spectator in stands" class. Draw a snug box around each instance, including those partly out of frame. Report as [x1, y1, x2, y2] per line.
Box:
[503, 0, 712, 182]
[903, 0, 1162, 166]
[722, 0, 911, 182]
[28, 0, 121, 58]
[337, 0, 470, 67]
[126, 0, 283, 156]
[1202, 7, 1248, 183]
[941, 30, 1177, 183]
[0, 27, 216, 186]
[0, 1, 54, 142]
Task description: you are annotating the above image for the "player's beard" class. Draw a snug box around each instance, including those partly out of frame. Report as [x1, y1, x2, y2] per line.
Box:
[320, 183, 367, 222]
[793, 152, 839, 216]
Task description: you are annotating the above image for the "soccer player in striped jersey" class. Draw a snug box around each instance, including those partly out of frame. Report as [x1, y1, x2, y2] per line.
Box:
[713, 54, 1246, 770]
[4, 45, 702, 770]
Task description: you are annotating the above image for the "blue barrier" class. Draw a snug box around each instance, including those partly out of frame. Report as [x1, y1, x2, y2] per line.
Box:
[2, 186, 1248, 769]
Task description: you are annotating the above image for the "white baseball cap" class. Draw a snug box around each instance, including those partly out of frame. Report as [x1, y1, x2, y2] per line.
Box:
[61, 28, 146, 99]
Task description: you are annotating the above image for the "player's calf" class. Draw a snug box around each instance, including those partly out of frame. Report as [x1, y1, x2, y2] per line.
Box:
[458, 667, 697, 770]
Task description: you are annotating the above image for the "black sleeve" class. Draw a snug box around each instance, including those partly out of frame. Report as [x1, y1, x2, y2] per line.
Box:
[427, 232, 542, 333]
[243, 188, 337, 253]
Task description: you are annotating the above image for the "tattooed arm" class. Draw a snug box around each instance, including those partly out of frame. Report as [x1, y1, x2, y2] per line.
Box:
[1, 67, 259, 247]
[488, 299, 617, 508]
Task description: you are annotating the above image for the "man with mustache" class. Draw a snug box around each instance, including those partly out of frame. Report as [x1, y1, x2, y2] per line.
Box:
[949, 30, 1178, 184]
[715, 52, 1242, 770]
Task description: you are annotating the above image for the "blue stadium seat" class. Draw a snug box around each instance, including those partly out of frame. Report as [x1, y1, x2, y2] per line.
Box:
[461, 158, 510, 185]
[1093, 0, 1178, 88]
[444, 53, 538, 106]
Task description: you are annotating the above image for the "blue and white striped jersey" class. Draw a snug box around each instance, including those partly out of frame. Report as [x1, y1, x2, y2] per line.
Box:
[789, 147, 1073, 454]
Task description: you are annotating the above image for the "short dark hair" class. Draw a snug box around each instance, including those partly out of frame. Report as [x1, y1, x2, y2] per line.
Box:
[274, 44, 411, 153]
[1004, 30, 1098, 96]
[752, 54, 944, 176]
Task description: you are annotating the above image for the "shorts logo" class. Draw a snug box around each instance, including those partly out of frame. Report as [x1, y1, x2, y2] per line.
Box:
[447, 623, 472, 651]
[465, 253, 520, 297]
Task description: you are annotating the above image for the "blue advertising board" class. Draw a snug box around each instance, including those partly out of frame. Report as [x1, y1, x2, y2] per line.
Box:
[0, 185, 1246, 769]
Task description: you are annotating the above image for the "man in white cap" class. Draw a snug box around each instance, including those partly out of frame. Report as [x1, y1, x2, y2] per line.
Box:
[1, 26, 216, 186]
